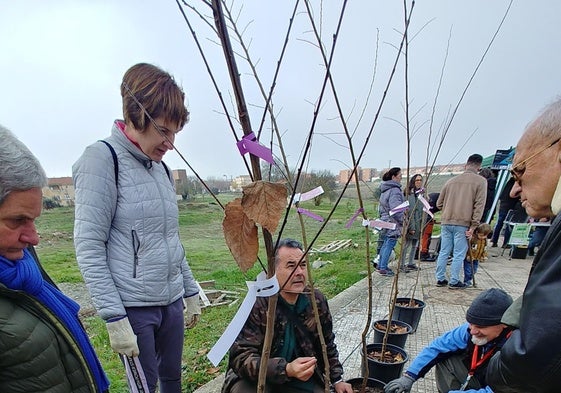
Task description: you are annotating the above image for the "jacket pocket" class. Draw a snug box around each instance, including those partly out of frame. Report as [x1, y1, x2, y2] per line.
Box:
[131, 229, 140, 278]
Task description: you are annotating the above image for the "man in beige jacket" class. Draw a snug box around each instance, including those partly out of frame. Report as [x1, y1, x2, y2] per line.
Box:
[435, 154, 487, 289]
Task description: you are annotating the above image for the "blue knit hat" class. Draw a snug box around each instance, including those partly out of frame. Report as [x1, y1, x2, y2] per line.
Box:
[466, 288, 513, 326]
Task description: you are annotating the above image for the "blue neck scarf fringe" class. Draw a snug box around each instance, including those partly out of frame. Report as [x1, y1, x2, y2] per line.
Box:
[0, 249, 109, 392]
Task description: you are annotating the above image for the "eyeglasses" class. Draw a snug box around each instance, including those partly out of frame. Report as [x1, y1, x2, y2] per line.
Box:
[123, 82, 176, 146]
[510, 137, 561, 184]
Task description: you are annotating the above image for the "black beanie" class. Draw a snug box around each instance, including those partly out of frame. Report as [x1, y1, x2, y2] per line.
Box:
[466, 288, 513, 326]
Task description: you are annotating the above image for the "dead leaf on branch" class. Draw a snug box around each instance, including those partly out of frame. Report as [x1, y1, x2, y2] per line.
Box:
[223, 198, 259, 272]
[242, 181, 287, 234]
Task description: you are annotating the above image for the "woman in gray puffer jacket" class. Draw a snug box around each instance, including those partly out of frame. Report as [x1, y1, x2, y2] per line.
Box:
[73, 63, 200, 393]
[377, 167, 405, 276]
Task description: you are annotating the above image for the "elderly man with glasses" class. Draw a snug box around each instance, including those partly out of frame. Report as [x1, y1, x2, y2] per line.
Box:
[486, 98, 561, 392]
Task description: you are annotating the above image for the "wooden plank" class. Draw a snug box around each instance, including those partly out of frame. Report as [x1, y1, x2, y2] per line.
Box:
[311, 239, 352, 253]
[198, 280, 216, 289]
[196, 281, 211, 307]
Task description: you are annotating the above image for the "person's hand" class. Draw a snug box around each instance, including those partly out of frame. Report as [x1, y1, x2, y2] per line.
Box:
[466, 228, 474, 238]
[106, 316, 139, 357]
[384, 374, 415, 393]
[286, 356, 317, 381]
[183, 295, 201, 329]
[333, 380, 353, 393]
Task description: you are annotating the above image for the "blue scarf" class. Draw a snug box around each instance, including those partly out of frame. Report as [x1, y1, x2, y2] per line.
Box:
[0, 249, 109, 392]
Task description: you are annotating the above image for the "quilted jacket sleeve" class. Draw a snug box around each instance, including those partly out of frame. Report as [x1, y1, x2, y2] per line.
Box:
[73, 143, 125, 320]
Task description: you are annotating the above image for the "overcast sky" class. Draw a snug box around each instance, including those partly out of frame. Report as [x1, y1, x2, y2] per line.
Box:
[2, 1, 560, 180]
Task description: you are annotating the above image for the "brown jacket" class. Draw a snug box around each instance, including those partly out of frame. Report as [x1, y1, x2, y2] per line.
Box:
[437, 169, 487, 229]
[222, 288, 344, 392]
[466, 237, 488, 262]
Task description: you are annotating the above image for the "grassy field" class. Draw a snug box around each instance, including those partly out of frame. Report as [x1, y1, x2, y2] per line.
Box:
[35, 191, 383, 392]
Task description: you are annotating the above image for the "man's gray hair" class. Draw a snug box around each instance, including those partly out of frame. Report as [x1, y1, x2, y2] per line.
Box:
[528, 97, 561, 140]
[274, 238, 304, 265]
[0, 125, 47, 206]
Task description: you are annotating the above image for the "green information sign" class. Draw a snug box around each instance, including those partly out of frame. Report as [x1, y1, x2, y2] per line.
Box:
[509, 223, 531, 245]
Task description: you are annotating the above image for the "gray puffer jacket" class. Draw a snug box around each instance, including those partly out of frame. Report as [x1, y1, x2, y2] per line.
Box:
[379, 180, 405, 238]
[73, 120, 198, 320]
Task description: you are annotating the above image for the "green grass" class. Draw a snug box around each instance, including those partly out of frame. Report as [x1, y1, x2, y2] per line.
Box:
[34, 193, 379, 392]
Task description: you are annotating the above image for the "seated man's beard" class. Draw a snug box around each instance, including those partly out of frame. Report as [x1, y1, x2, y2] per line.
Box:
[471, 335, 489, 346]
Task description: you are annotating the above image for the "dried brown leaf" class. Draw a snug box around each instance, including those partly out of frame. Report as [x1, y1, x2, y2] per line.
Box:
[207, 367, 221, 375]
[241, 181, 287, 234]
[223, 198, 259, 272]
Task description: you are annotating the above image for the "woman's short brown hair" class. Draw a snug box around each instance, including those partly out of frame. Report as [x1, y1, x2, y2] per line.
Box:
[120, 63, 189, 132]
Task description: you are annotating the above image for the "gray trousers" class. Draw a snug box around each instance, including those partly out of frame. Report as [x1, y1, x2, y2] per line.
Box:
[127, 298, 184, 393]
[435, 354, 482, 392]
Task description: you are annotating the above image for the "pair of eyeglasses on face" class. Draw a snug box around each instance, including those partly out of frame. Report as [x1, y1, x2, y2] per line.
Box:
[123, 82, 176, 146]
[510, 137, 561, 184]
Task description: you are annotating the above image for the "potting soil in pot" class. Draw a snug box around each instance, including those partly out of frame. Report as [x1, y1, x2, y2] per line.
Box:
[374, 321, 409, 334]
[347, 377, 385, 393]
[367, 348, 405, 363]
[351, 385, 383, 393]
[372, 319, 412, 348]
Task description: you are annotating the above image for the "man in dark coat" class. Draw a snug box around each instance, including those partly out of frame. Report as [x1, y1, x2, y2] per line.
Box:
[485, 98, 561, 392]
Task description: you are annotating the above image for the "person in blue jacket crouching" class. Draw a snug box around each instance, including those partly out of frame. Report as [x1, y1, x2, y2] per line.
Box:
[385, 288, 513, 393]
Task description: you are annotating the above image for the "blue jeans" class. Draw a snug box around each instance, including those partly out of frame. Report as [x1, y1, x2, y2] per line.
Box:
[378, 236, 398, 270]
[435, 224, 469, 284]
[491, 209, 509, 245]
[463, 259, 479, 284]
[528, 226, 548, 249]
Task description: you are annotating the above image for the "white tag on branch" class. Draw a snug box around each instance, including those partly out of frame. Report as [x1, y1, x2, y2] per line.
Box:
[207, 272, 279, 366]
[293, 186, 324, 203]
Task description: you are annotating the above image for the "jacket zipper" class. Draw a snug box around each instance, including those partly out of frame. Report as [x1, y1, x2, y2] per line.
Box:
[132, 229, 140, 278]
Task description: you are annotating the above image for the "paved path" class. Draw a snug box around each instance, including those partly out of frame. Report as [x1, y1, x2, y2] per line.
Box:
[195, 247, 531, 392]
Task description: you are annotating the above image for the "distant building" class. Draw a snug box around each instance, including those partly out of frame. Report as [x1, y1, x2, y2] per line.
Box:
[43, 169, 186, 206]
[231, 175, 252, 192]
[339, 167, 378, 183]
[172, 169, 188, 191]
[43, 177, 74, 207]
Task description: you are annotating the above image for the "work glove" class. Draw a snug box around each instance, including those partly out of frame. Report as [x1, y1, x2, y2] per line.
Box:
[384, 374, 415, 393]
[183, 294, 201, 329]
[106, 316, 139, 357]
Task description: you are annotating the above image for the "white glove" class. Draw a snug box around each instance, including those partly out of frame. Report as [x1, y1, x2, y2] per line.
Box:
[106, 316, 139, 357]
[183, 295, 201, 329]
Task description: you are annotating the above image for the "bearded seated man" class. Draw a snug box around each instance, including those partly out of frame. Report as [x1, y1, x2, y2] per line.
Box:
[385, 288, 514, 393]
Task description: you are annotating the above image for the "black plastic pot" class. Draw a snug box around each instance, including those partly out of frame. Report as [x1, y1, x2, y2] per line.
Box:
[363, 343, 408, 384]
[511, 245, 528, 259]
[372, 319, 412, 349]
[391, 297, 426, 333]
[347, 377, 386, 391]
